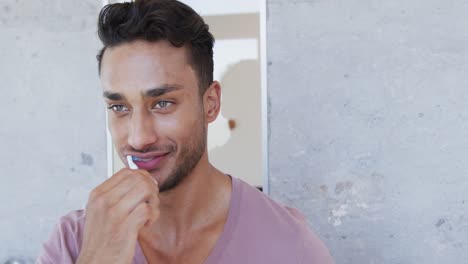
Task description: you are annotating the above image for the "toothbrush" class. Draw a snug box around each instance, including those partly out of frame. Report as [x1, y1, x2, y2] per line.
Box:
[127, 155, 138, 170]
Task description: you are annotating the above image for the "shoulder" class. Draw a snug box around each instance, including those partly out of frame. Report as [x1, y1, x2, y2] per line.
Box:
[234, 178, 334, 263]
[287, 207, 335, 263]
[235, 178, 308, 231]
[36, 209, 86, 264]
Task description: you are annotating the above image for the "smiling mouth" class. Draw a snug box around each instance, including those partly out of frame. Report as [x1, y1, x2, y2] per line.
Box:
[132, 156, 157, 162]
[127, 153, 170, 171]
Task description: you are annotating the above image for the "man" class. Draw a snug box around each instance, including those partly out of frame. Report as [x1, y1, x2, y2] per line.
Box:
[37, 0, 334, 263]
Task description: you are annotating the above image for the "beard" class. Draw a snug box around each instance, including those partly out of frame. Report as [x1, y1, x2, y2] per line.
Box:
[118, 104, 207, 192]
[158, 118, 206, 192]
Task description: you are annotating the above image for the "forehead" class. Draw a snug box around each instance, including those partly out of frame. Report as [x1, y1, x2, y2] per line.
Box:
[100, 40, 197, 93]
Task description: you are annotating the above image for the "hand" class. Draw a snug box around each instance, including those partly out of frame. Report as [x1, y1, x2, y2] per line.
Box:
[76, 168, 160, 264]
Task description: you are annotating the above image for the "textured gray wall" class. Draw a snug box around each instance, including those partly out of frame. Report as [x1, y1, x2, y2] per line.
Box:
[267, 0, 468, 263]
[0, 0, 106, 262]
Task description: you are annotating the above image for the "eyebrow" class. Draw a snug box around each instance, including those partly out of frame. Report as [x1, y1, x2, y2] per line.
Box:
[143, 84, 183, 98]
[103, 84, 183, 101]
[103, 91, 125, 101]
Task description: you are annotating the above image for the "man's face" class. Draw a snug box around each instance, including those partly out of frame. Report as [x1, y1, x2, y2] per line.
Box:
[100, 40, 208, 192]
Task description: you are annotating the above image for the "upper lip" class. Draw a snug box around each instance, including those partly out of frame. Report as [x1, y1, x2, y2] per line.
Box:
[125, 152, 170, 159]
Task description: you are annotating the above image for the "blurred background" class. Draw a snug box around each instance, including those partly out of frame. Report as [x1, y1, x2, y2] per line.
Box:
[1, 0, 468, 263]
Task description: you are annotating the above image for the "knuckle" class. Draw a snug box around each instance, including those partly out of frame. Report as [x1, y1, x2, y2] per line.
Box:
[136, 180, 153, 196]
[89, 188, 100, 200]
[143, 205, 152, 217]
[109, 202, 131, 224]
[143, 184, 154, 195]
[132, 204, 148, 220]
[140, 204, 151, 216]
[91, 194, 109, 209]
[132, 173, 145, 185]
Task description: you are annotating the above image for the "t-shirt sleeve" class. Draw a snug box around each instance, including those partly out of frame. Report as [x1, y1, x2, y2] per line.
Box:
[299, 227, 335, 264]
[286, 207, 335, 264]
[36, 214, 81, 264]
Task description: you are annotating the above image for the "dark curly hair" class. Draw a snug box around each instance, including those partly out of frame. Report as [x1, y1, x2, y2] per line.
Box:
[97, 0, 215, 95]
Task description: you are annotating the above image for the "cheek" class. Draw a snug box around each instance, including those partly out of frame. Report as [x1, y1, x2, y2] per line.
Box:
[157, 108, 202, 140]
[108, 117, 128, 145]
[156, 116, 191, 139]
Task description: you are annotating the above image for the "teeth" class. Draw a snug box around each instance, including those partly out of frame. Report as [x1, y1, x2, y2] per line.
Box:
[133, 156, 155, 162]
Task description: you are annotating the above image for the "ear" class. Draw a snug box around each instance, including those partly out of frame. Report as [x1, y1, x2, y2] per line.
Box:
[203, 81, 221, 124]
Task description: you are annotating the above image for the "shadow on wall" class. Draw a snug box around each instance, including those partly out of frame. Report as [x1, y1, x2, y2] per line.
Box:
[209, 59, 263, 187]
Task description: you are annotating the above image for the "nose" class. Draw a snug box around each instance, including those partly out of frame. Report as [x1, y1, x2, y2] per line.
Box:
[128, 110, 158, 151]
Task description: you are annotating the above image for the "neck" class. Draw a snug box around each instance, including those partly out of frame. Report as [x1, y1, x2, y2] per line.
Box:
[138, 151, 232, 246]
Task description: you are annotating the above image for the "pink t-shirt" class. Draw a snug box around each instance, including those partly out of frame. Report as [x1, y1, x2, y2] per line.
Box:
[37, 177, 334, 264]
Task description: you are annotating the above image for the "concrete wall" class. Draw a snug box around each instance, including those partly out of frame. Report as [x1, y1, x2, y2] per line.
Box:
[0, 0, 106, 262]
[267, 0, 468, 263]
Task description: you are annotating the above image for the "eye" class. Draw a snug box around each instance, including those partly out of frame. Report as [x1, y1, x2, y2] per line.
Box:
[153, 100, 173, 109]
[107, 104, 129, 113]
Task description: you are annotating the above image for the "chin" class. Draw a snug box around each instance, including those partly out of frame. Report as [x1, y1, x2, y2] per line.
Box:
[147, 169, 174, 193]
[148, 168, 166, 183]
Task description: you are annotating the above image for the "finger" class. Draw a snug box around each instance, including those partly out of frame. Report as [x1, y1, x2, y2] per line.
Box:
[110, 179, 158, 222]
[140, 179, 159, 226]
[95, 176, 140, 209]
[88, 169, 146, 209]
[103, 169, 157, 206]
[143, 181, 160, 226]
[88, 169, 157, 213]
[91, 168, 133, 196]
[146, 193, 160, 226]
[127, 202, 152, 233]
[101, 169, 157, 206]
